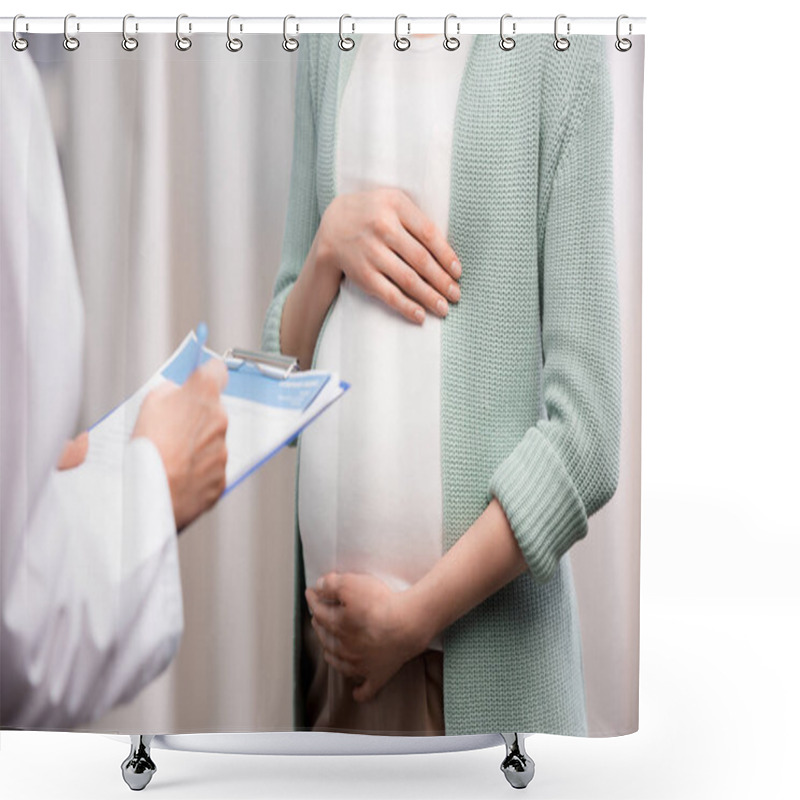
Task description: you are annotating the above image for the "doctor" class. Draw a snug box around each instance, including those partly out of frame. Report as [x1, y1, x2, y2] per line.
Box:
[1, 50, 229, 728]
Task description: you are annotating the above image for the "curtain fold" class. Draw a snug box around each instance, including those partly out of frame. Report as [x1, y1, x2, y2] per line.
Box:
[34, 33, 299, 732]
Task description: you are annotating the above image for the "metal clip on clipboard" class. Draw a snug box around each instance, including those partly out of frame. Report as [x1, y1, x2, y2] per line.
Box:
[222, 348, 299, 380]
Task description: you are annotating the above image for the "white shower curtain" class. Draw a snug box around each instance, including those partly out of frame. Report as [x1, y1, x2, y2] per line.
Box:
[9, 29, 642, 736]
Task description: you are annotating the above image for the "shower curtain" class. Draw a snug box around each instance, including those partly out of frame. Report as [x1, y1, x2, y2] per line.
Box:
[1, 24, 644, 740]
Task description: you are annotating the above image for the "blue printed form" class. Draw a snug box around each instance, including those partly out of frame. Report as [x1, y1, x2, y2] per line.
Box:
[161, 336, 330, 413]
[83, 330, 348, 498]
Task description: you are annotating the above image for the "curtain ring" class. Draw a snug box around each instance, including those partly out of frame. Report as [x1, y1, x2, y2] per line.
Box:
[338, 14, 355, 51]
[121, 14, 138, 51]
[394, 15, 410, 51]
[554, 14, 570, 51]
[175, 14, 192, 51]
[63, 14, 80, 51]
[283, 15, 299, 52]
[226, 15, 243, 52]
[443, 14, 460, 51]
[615, 14, 632, 52]
[499, 14, 515, 51]
[12, 15, 28, 51]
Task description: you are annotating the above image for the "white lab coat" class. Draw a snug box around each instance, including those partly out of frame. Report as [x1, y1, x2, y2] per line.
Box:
[1, 51, 183, 729]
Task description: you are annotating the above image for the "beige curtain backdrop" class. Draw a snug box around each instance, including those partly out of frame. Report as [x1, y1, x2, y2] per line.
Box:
[570, 39, 644, 737]
[30, 32, 642, 737]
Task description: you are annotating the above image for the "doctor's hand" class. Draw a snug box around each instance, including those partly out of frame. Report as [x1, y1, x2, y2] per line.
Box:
[317, 188, 462, 324]
[132, 359, 229, 532]
[57, 431, 89, 470]
[305, 572, 431, 703]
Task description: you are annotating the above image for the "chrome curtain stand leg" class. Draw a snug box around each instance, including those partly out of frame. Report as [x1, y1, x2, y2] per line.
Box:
[121, 735, 157, 791]
[500, 733, 535, 789]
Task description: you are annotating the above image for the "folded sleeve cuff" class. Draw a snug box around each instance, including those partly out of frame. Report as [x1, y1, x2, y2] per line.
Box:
[489, 428, 588, 584]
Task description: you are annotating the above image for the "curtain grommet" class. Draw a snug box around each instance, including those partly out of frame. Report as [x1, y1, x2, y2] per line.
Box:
[12, 14, 28, 51]
[443, 14, 460, 51]
[553, 14, 570, 51]
[121, 14, 138, 51]
[226, 15, 243, 52]
[175, 14, 192, 51]
[615, 14, 633, 51]
[338, 14, 355, 51]
[63, 13, 80, 52]
[499, 14, 516, 51]
[283, 15, 299, 52]
[394, 14, 410, 51]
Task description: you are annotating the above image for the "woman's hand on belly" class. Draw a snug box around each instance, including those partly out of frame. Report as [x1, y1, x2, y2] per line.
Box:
[304, 571, 431, 703]
[317, 188, 462, 325]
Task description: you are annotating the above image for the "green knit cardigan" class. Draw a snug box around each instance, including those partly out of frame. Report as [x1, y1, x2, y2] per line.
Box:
[262, 32, 621, 737]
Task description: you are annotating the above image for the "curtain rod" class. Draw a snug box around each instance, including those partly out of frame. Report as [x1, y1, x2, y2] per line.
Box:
[1, 16, 646, 36]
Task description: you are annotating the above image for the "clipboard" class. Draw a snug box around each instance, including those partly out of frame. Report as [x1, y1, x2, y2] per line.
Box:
[85, 330, 349, 497]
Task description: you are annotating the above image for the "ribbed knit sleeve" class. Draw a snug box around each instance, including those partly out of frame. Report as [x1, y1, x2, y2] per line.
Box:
[261, 42, 319, 357]
[488, 52, 621, 585]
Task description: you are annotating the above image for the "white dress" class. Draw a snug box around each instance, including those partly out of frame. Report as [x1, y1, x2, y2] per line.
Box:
[298, 34, 474, 652]
[1, 50, 184, 728]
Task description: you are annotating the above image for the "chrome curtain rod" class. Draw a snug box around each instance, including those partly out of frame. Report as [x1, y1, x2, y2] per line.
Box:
[1, 15, 645, 36]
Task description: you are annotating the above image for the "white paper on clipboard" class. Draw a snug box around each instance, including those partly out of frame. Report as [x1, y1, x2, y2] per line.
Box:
[85, 330, 349, 496]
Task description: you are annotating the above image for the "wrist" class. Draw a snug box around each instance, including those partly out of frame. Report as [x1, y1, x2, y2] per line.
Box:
[310, 226, 342, 288]
[398, 582, 441, 654]
[282, 230, 342, 370]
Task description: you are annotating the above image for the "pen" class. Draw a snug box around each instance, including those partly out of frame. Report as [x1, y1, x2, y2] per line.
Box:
[193, 322, 208, 372]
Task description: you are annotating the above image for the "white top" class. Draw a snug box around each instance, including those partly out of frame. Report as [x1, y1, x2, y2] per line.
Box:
[1, 51, 183, 727]
[298, 34, 473, 652]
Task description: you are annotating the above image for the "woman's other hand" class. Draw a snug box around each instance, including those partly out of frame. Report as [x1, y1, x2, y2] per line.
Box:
[317, 188, 462, 324]
[305, 571, 432, 703]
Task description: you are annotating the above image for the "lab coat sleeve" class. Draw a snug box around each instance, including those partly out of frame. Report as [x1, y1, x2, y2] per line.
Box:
[0, 49, 183, 730]
[1, 439, 183, 730]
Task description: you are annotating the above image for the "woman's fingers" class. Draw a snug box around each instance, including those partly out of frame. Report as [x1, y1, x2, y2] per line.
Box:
[391, 226, 461, 305]
[392, 189, 462, 280]
[315, 573, 345, 603]
[305, 588, 344, 632]
[375, 209, 460, 308]
[311, 615, 337, 650]
[362, 268, 427, 325]
[312, 617, 360, 663]
[352, 678, 380, 703]
[377, 248, 451, 319]
[369, 191, 460, 319]
[322, 649, 362, 680]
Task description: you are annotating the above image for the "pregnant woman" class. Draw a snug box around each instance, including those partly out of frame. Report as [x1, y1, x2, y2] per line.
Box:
[262, 31, 621, 737]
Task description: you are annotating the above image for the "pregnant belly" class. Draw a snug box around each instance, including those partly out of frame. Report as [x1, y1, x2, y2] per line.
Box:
[297, 278, 444, 595]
